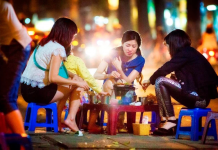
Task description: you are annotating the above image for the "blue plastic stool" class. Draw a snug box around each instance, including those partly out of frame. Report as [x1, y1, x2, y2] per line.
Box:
[0, 133, 32, 150]
[175, 108, 217, 141]
[24, 103, 58, 133]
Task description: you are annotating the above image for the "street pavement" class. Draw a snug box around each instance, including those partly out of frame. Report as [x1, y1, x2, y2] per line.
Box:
[17, 64, 218, 149]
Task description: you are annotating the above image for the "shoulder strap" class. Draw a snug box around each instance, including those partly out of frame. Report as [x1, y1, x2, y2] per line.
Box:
[33, 45, 49, 71]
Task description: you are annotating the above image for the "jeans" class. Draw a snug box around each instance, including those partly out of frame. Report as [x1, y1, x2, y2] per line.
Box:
[0, 39, 30, 114]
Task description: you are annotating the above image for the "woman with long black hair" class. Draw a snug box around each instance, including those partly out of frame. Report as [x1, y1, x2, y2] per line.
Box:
[142, 29, 218, 135]
[21, 17, 89, 135]
[88, 30, 145, 133]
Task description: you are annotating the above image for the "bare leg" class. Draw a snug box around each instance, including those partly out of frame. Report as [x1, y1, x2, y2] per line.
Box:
[50, 85, 74, 132]
[5, 110, 25, 134]
[87, 109, 101, 133]
[88, 79, 116, 133]
[64, 88, 83, 132]
[57, 98, 68, 132]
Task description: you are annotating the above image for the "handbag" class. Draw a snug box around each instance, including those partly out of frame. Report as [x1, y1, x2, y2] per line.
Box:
[33, 45, 69, 79]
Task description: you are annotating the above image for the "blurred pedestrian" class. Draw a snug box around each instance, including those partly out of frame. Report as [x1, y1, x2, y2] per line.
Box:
[197, 24, 218, 53]
[142, 29, 218, 135]
[141, 30, 154, 59]
[0, 0, 32, 134]
[20, 17, 89, 135]
[146, 27, 170, 66]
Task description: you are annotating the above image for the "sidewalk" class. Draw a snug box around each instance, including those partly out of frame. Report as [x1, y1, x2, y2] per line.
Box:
[29, 131, 218, 149]
[18, 96, 218, 149]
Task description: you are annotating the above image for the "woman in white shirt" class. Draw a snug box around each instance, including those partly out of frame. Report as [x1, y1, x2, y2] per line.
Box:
[21, 17, 89, 134]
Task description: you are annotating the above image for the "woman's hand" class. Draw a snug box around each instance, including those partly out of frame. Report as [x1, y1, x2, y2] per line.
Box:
[142, 79, 151, 91]
[72, 74, 83, 81]
[75, 80, 89, 90]
[109, 71, 120, 79]
[96, 91, 110, 99]
[112, 57, 122, 71]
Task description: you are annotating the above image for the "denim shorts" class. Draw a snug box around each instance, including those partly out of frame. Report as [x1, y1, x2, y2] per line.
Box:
[0, 39, 31, 114]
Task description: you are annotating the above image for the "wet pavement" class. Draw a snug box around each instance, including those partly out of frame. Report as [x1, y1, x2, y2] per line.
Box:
[17, 65, 218, 149]
[18, 95, 218, 149]
[28, 131, 218, 149]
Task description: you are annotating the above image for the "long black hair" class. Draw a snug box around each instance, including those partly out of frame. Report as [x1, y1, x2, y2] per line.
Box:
[39, 17, 77, 56]
[121, 30, 142, 56]
[164, 29, 191, 57]
[121, 30, 143, 86]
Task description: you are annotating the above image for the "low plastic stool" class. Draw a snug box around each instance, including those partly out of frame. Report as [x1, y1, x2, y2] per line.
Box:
[24, 103, 58, 132]
[175, 108, 217, 141]
[201, 111, 218, 143]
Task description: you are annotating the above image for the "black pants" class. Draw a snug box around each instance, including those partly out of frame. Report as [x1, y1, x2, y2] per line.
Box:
[155, 77, 210, 117]
[0, 39, 30, 114]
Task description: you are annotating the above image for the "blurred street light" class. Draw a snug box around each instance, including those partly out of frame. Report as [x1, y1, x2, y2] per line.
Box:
[207, 5, 217, 11]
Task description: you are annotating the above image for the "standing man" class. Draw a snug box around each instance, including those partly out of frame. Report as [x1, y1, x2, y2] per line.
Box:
[0, 0, 32, 134]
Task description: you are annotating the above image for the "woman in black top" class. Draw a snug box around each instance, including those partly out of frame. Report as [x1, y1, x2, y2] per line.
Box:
[142, 29, 218, 135]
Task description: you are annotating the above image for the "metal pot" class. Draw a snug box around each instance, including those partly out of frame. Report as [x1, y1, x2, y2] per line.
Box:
[139, 97, 147, 105]
[139, 97, 154, 105]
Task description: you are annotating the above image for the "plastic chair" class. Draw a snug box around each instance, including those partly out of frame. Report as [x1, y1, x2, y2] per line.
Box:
[201, 111, 218, 143]
[24, 103, 58, 132]
[175, 108, 217, 141]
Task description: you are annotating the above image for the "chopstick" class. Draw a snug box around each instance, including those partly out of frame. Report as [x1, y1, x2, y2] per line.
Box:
[118, 78, 123, 83]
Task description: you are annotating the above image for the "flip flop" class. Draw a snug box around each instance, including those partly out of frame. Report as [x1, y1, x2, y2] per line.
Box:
[75, 130, 83, 136]
[58, 129, 69, 134]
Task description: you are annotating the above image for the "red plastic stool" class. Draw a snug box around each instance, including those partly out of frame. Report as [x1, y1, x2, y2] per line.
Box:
[202, 111, 218, 143]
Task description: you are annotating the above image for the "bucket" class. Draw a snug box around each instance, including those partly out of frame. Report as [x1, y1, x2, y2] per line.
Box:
[132, 123, 151, 135]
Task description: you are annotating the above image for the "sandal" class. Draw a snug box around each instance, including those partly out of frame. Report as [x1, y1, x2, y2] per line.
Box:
[58, 129, 70, 134]
[153, 119, 178, 136]
[75, 130, 83, 136]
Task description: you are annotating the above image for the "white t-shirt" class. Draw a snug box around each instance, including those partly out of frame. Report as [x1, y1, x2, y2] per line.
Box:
[21, 41, 66, 88]
[0, 1, 31, 47]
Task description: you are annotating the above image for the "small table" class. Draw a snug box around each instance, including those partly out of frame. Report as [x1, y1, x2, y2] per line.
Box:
[80, 104, 160, 135]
